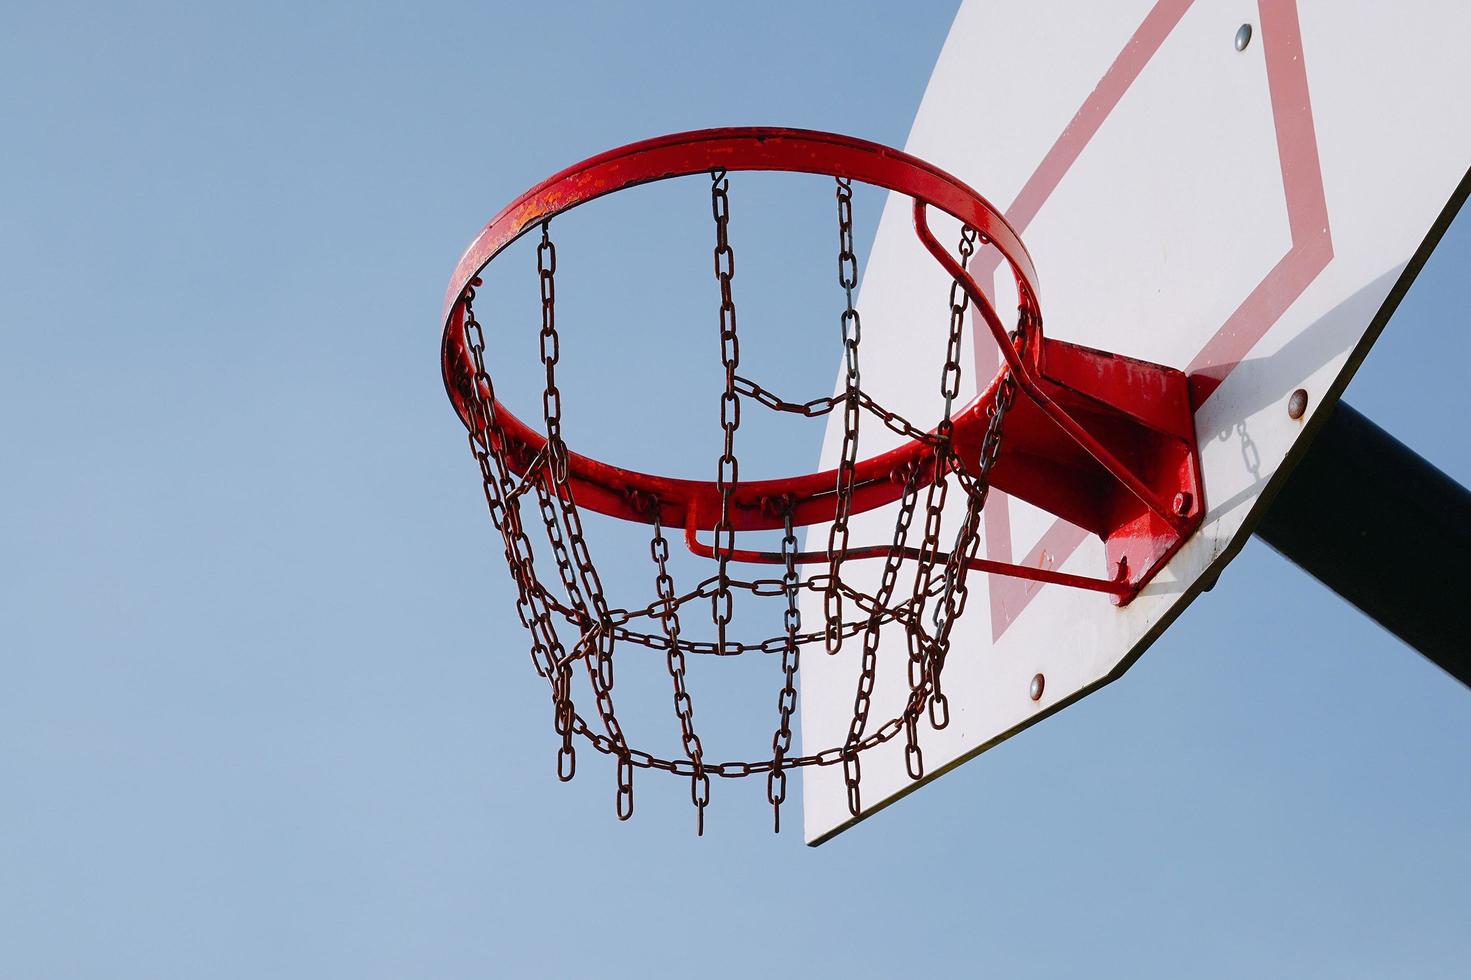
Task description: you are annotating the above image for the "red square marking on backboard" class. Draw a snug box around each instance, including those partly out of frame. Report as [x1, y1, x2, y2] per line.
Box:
[972, 0, 1332, 640]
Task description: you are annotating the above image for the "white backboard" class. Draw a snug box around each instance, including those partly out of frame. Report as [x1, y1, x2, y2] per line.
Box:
[802, 0, 1471, 844]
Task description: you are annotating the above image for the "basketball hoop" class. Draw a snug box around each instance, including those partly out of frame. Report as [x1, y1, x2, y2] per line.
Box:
[441, 128, 1202, 832]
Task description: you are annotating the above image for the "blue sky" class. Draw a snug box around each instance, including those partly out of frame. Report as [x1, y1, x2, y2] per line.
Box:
[3, 2, 1468, 977]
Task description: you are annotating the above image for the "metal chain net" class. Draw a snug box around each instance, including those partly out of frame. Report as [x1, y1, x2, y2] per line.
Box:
[457, 174, 1018, 832]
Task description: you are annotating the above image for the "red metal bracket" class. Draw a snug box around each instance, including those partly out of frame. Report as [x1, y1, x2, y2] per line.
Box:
[683, 331, 1202, 604]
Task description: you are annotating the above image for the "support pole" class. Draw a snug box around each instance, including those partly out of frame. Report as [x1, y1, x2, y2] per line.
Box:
[1255, 401, 1471, 688]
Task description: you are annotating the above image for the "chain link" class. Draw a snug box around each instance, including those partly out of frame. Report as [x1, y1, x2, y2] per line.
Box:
[538, 224, 567, 486]
[767, 502, 802, 831]
[461, 281, 579, 782]
[908, 226, 979, 729]
[843, 460, 922, 815]
[456, 179, 1018, 833]
[734, 374, 944, 446]
[825, 177, 863, 656]
[710, 169, 740, 658]
[926, 378, 1016, 729]
[539, 570, 949, 659]
[937, 227, 980, 438]
[650, 508, 710, 832]
[533, 226, 633, 812]
[922, 227, 1014, 729]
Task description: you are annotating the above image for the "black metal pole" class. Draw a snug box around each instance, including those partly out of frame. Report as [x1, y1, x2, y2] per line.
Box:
[1255, 401, 1471, 688]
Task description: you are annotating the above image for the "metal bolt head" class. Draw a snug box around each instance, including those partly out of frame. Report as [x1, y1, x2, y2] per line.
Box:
[1288, 388, 1309, 420]
[1029, 673, 1045, 701]
[1172, 491, 1193, 517]
[1235, 23, 1253, 51]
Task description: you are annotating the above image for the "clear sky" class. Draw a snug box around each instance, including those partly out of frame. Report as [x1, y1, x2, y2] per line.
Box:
[3, 2, 1468, 977]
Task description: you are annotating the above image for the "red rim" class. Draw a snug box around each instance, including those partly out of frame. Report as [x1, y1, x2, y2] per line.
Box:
[441, 127, 1041, 532]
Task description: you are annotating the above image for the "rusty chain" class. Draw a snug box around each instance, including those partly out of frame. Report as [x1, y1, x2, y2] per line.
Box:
[923, 228, 1015, 728]
[461, 278, 578, 782]
[923, 383, 1017, 729]
[908, 226, 979, 729]
[767, 502, 802, 832]
[458, 181, 1016, 832]
[734, 374, 945, 446]
[538, 568, 949, 658]
[844, 460, 922, 815]
[538, 225, 567, 486]
[824, 177, 863, 656]
[533, 224, 633, 811]
[650, 507, 710, 833]
[711, 169, 740, 659]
